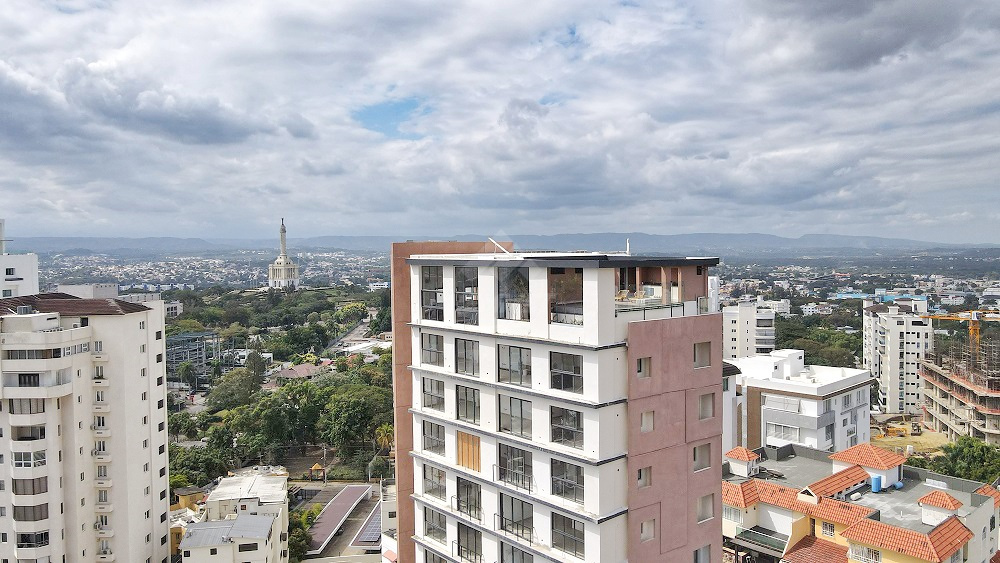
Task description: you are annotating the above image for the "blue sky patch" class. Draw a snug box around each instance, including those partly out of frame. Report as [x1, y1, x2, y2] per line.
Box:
[352, 97, 426, 139]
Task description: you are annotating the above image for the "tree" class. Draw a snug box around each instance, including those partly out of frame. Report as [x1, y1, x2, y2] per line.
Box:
[177, 361, 197, 392]
[375, 423, 394, 454]
[244, 350, 268, 383]
[335, 302, 368, 324]
[320, 385, 392, 455]
[169, 411, 199, 441]
[206, 368, 261, 412]
[909, 436, 1000, 483]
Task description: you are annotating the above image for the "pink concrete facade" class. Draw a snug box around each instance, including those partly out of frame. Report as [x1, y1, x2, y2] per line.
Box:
[626, 312, 723, 562]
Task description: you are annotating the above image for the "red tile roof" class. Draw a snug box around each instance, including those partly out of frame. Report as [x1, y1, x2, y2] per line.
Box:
[725, 447, 760, 462]
[808, 465, 869, 497]
[275, 363, 325, 379]
[722, 479, 874, 526]
[991, 550, 1000, 563]
[783, 536, 848, 563]
[841, 515, 973, 562]
[976, 484, 1000, 509]
[919, 490, 964, 511]
[0, 293, 150, 316]
[722, 480, 759, 509]
[828, 443, 906, 470]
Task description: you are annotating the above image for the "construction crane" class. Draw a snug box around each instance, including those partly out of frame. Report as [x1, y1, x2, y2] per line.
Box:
[921, 310, 1000, 365]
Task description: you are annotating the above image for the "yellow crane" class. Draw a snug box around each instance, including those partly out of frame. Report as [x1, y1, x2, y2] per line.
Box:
[921, 310, 1000, 364]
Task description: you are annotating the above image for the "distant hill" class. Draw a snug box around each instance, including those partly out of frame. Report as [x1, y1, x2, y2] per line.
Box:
[9, 232, 995, 256]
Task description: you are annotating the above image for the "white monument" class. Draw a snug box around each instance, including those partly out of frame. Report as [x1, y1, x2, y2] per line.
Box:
[267, 218, 299, 289]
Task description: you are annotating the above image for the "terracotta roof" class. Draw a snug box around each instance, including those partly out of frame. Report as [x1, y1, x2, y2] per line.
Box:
[919, 490, 964, 511]
[808, 465, 869, 498]
[723, 479, 874, 526]
[0, 293, 150, 316]
[725, 447, 760, 462]
[976, 484, 1000, 509]
[783, 536, 848, 563]
[828, 443, 906, 470]
[991, 550, 1000, 563]
[842, 515, 973, 562]
[275, 363, 325, 379]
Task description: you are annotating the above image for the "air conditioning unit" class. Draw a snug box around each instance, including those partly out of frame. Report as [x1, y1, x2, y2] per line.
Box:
[72, 323, 80, 328]
[93, 522, 100, 530]
[90, 424, 97, 430]
[91, 449, 99, 456]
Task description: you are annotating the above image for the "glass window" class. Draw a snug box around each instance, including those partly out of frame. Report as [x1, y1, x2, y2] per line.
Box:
[693, 341, 711, 368]
[422, 421, 445, 455]
[427, 553, 448, 563]
[636, 357, 651, 379]
[499, 395, 531, 438]
[501, 543, 534, 563]
[500, 494, 534, 541]
[421, 266, 444, 321]
[723, 506, 742, 524]
[422, 378, 445, 411]
[550, 352, 583, 393]
[697, 493, 714, 522]
[456, 522, 483, 563]
[694, 545, 711, 563]
[552, 512, 585, 559]
[424, 507, 447, 544]
[693, 444, 711, 472]
[421, 334, 444, 366]
[455, 339, 479, 376]
[822, 521, 835, 537]
[455, 267, 479, 325]
[456, 478, 481, 520]
[640, 519, 655, 542]
[637, 466, 651, 488]
[423, 464, 446, 500]
[551, 407, 583, 449]
[551, 459, 584, 503]
[498, 345, 532, 386]
[548, 268, 584, 325]
[698, 393, 715, 420]
[498, 267, 530, 321]
[456, 386, 480, 424]
[498, 443, 533, 492]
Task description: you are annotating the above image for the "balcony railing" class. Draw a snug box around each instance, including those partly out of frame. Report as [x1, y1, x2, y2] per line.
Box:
[735, 526, 788, 553]
[453, 540, 483, 563]
[496, 513, 534, 543]
[551, 475, 585, 504]
[494, 464, 534, 493]
[451, 495, 481, 521]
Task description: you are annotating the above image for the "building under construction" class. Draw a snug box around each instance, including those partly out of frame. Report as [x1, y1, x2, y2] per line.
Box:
[922, 338, 1000, 445]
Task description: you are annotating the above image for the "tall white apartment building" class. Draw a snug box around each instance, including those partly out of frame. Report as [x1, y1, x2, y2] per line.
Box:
[393, 246, 723, 563]
[722, 300, 776, 359]
[727, 349, 874, 453]
[862, 298, 933, 414]
[0, 293, 171, 563]
[180, 469, 290, 563]
[0, 220, 39, 299]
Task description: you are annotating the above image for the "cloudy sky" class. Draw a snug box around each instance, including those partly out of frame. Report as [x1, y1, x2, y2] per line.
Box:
[3, 0, 999, 242]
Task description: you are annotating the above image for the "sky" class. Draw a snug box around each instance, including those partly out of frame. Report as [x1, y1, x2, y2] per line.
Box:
[2, 0, 1000, 243]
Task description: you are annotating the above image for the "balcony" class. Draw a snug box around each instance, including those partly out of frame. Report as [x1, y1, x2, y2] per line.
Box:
[92, 376, 109, 388]
[91, 425, 111, 438]
[93, 402, 110, 413]
[96, 549, 115, 561]
[733, 526, 789, 558]
[91, 352, 108, 362]
[94, 503, 113, 513]
[495, 513, 535, 544]
[453, 540, 483, 563]
[95, 524, 114, 538]
[2, 376, 73, 399]
[91, 450, 111, 463]
[95, 478, 113, 488]
[451, 495, 482, 521]
[494, 464, 534, 494]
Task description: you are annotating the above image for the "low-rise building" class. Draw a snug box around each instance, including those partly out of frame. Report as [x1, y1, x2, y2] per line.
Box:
[723, 443, 1000, 563]
[0, 219, 39, 298]
[728, 350, 873, 452]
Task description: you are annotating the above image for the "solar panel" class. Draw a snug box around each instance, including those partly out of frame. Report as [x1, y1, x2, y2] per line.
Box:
[357, 512, 382, 543]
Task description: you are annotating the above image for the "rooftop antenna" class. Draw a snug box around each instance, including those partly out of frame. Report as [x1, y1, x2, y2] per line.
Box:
[626, 238, 631, 256]
[488, 237, 511, 255]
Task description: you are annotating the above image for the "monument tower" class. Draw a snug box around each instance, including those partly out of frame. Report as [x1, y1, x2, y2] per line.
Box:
[267, 218, 300, 289]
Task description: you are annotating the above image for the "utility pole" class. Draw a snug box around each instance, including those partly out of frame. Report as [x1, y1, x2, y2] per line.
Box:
[322, 444, 327, 485]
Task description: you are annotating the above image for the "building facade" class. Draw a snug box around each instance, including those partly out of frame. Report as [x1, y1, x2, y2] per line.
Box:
[727, 349, 873, 452]
[723, 300, 776, 359]
[862, 299, 933, 414]
[922, 338, 1000, 445]
[396, 248, 722, 563]
[268, 219, 299, 289]
[0, 293, 171, 563]
[0, 219, 39, 299]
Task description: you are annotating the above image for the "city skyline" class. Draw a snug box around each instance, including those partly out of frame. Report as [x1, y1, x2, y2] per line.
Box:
[3, 1, 1000, 242]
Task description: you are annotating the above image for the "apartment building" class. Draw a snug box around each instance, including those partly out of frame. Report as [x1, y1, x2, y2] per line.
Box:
[728, 349, 873, 452]
[0, 293, 171, 563]
[723, 300, 776, 359]
[922, 338, 1000, 446]
[393, 245, 722, 563]
[179, 468, 289, 563]
[0, 219, 39, 299]
[723, 443, 999, 563]
[862, 298, 933, 414]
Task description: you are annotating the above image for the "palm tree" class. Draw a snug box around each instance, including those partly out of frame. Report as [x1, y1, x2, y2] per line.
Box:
[177, 361, 196, 393]
[374, 423, 394, 454]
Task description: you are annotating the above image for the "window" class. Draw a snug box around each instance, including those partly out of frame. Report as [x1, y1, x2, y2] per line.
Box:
[17, 373, 39, 387]
[767, 422, 801, 443]
[427, 553, 448, 563]
[12, 504, 48, 521]
[238, 543, 259, 552]
[456, 478, 482, 520]
[422, 421, 445, 455]
[457, 522, 483, 563]
[456, 386, 480, 424]
[637, 466, 651, 488]
[640, 410, 654, 433]
[422, 378, 445, 411]
[499, 395, 532, 438]
[825, 424, 834, 442]
[822, 521, 835, 537]
[723, 506, 742, 524]
[9, 399, 44, 414]
[697, 493, 714, 522]
[694, 545, 711, 563]
[4, 267, 13, 275]
[12, 477, 47, 495]
[636, 357, 651, 379]
[501, 543, 534, 563]
[849, 544, 881, 563]
[549, 267, 584, 325]
[498, 267, 530, 321]
[693, 444, 711, 472]
[550, 352, 583, 393]
[423, 464, 446, 499]
[551, 406, 583, 449]
[424, 507, 447, 543]
[693, 341, 711, 368]
[823, 398, 833, 413]
[498, 345, 531, 386]
[698, 393, 715, 420]
[456, 431, 481, 472]
[843, 393, 853, 409]
[421, 334, 444, 366]
[552, 512, 585, 558]
[551, 459, 584, 503]
[498, 443, 533, 491]
[763, 394, 800, 413]
[640, 519, 655, 542]
[421, 266, 445, 321]
[12, 451, 45, 468]
[455, 267, 479, 325]
[499, 494, 533, 541]
[455, 339, 479, 375]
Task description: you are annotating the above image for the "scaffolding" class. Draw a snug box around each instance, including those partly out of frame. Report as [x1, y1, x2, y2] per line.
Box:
[923, 338, 1000, 445]
[165, 331, 221, 379]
